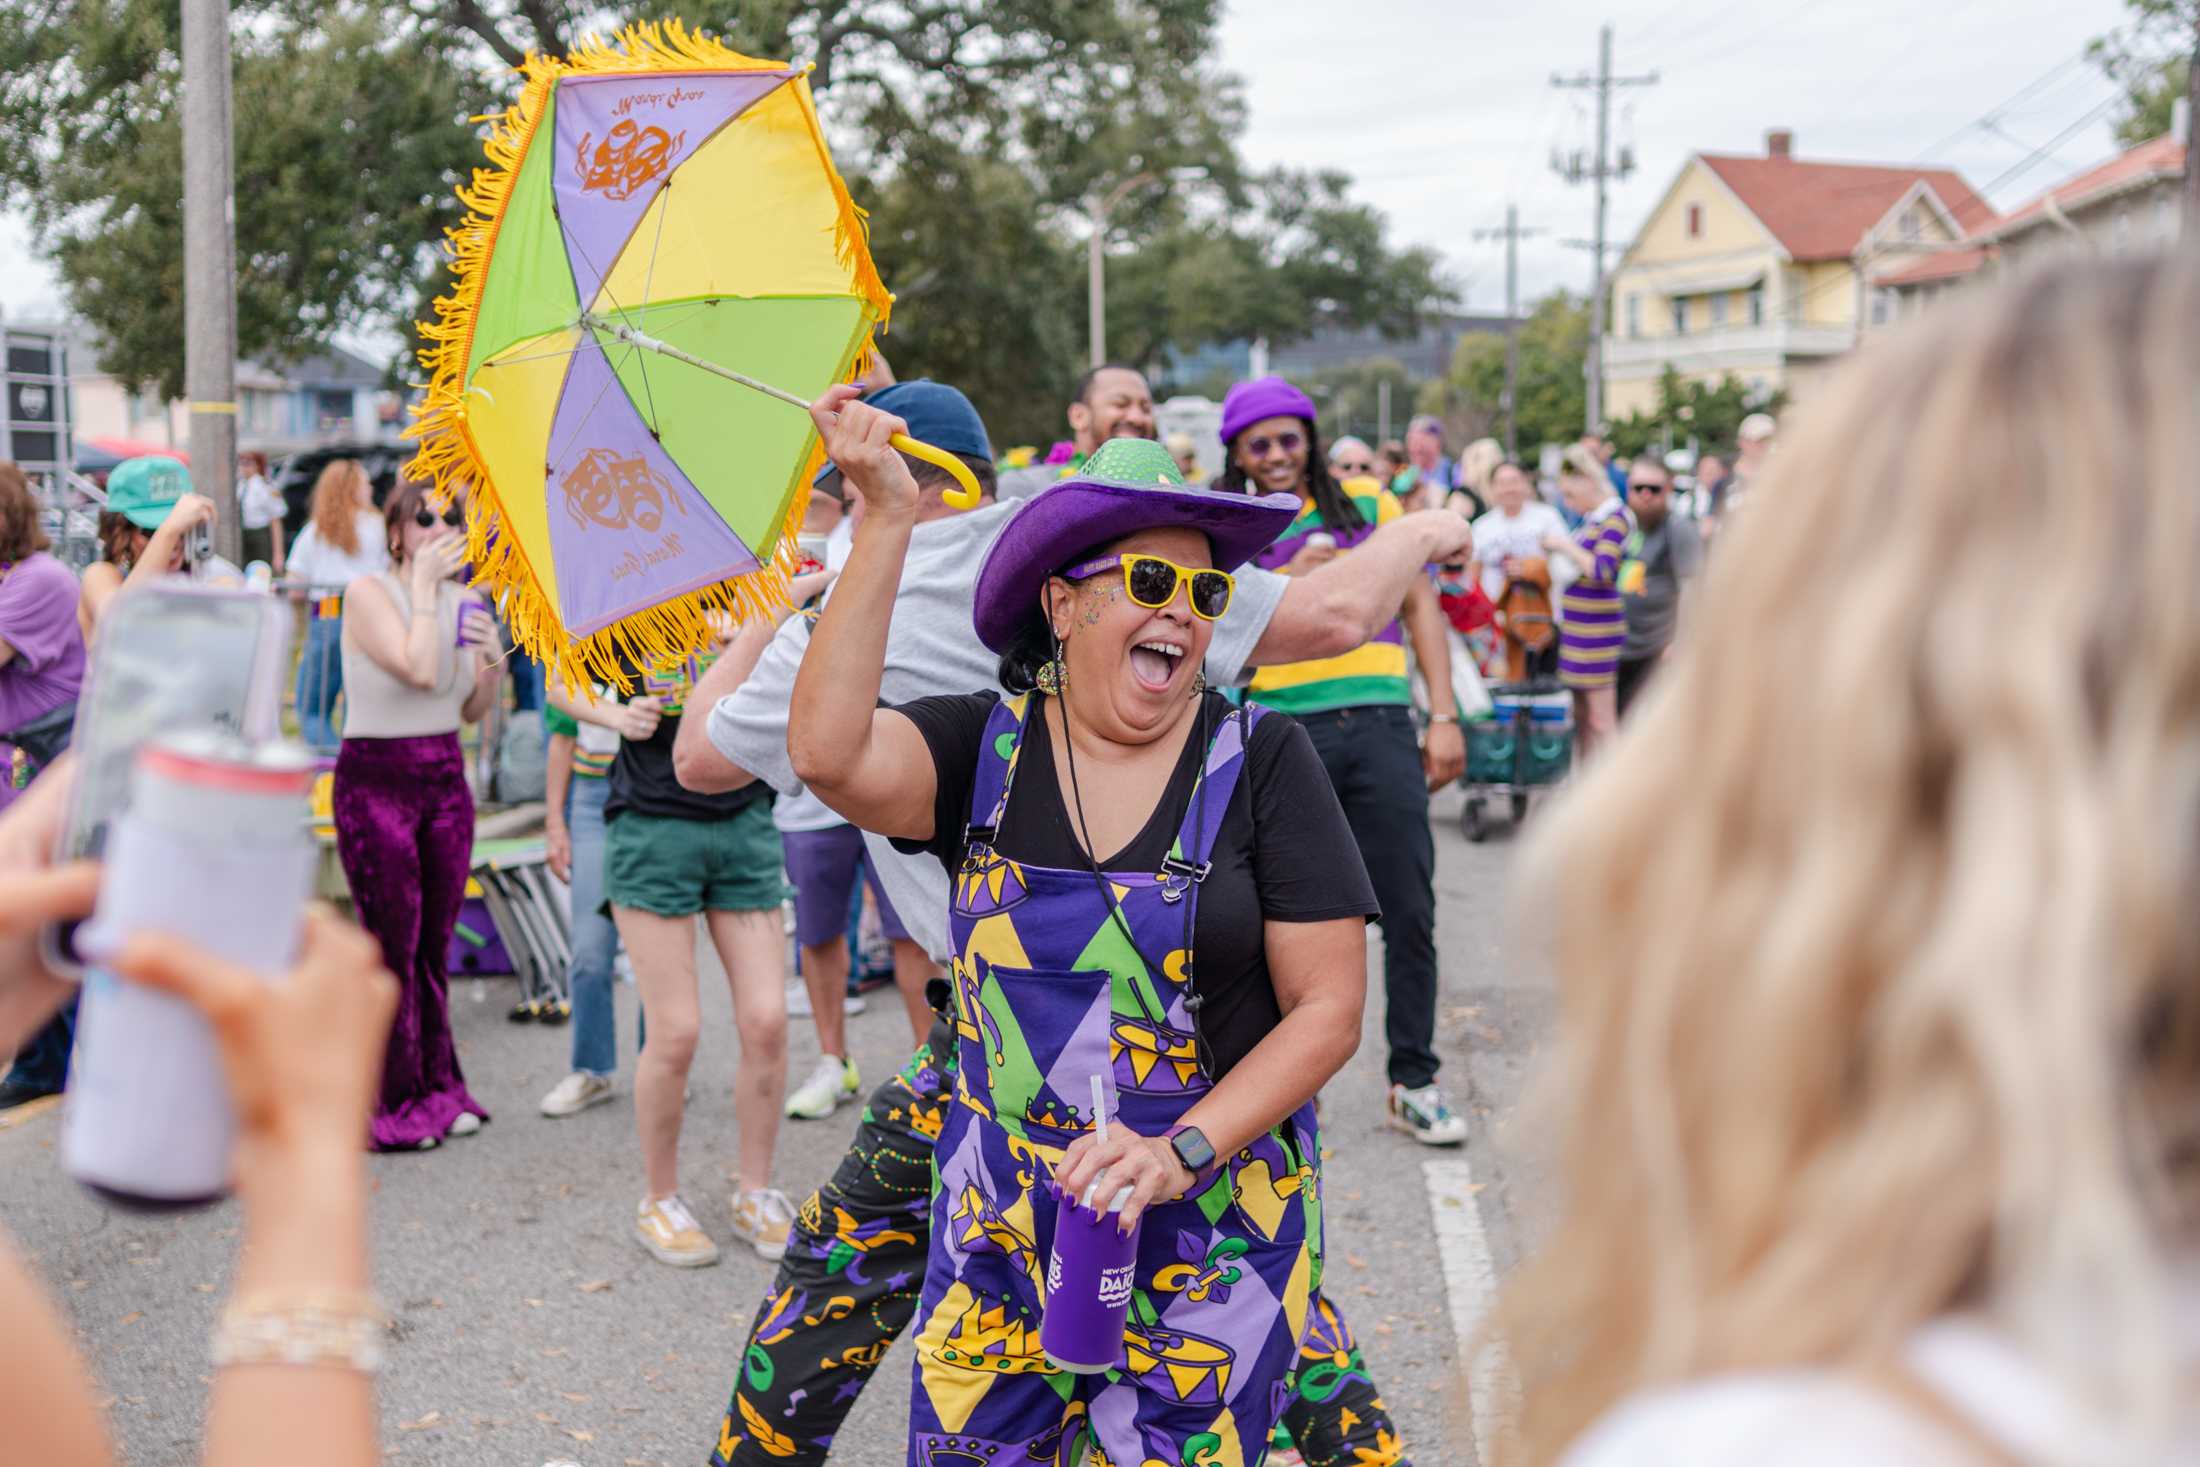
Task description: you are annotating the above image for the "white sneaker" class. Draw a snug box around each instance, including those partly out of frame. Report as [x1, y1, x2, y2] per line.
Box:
[540, 1071, 615, 1118]
[1386, 1082, 1469, 1146]
[446, 1110, 484, 1137]
[785, 1054, 860, 1120]
[636, 1195, 719, 1267]
[729, 1187, 796, 1261]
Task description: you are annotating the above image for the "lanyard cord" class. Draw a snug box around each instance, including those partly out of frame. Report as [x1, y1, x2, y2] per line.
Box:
[1057, 689, 1213, 1080]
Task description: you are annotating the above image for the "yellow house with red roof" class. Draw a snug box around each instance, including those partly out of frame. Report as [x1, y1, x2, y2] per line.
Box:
[1603, 128, 1994, 420]
[1875, 121, 2188, 316]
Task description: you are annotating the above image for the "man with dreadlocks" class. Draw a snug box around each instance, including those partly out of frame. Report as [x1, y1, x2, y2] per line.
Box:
[672, 374, 1449, 1467]
[1219, 377, 1469, 1150]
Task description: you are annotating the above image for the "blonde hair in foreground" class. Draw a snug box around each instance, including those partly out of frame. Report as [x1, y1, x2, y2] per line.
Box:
[1496, 253, 2200, 1463]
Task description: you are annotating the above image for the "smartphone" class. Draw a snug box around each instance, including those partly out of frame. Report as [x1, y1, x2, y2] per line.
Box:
[43, 584, 293, 974]
[186, 519, 213, 567]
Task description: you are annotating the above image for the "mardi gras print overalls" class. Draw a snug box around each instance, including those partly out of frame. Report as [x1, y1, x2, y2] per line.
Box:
[908, 695, 1323, 1467]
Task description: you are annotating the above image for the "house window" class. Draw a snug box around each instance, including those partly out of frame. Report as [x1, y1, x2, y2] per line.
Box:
[1686, 203, 1704, 239]
[1709, 292, 1730, 328]
[1747, 285, 1766, 325]
[314, 389, 353, 434]
[1672, 296, 1690, 335]
[1901, 208, 1922, 243]
[2112, 208, 2131, 254]
[1626, 293, 1641, 338]
[1870, 288, 1897, 326]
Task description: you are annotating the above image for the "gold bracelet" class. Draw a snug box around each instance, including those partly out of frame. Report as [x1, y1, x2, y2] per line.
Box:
[212, 1292, 389, 1375]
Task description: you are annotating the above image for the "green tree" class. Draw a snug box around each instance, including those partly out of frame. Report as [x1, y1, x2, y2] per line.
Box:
[1606, 366, 1788, 460]
[1293, 357, 1420, 444]
[0, 4, 474, 399]
[0, 0, 1446, 425]
[1442, 291, 1588, 460]
[2090, 1, 2198, 146]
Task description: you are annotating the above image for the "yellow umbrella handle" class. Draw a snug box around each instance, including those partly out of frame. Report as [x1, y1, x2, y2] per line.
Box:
[890, 433, 983, 511]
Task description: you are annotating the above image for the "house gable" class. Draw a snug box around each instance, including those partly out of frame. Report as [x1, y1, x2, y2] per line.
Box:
[1619, 156, 1787, 273]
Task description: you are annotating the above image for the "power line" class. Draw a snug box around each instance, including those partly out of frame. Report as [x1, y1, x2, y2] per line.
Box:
[1472, 206, 1549, 457]
[1552, 24, 1657, 434]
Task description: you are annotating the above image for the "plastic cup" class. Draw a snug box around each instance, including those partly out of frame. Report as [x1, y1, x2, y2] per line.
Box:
[1041, 1182, 1139, 1373]
[454, 591, 483, 649]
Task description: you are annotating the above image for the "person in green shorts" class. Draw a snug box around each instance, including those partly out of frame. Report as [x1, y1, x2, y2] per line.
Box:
[601, 650, 794, 1267]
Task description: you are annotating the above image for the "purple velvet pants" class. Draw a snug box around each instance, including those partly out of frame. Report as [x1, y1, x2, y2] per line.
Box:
[332, 732, 488, 1150]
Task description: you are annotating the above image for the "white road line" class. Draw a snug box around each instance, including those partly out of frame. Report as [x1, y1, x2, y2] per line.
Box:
[1425, 1157, 1520, 1466]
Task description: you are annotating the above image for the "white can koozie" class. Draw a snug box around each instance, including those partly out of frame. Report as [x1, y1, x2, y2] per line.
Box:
[62, 733, 318, 1211]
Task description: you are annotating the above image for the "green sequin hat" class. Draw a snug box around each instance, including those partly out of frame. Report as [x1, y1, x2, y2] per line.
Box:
[972, 437, 1300, 652]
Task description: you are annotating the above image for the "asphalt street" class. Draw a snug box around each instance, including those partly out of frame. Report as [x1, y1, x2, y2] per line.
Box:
[0, 784, 1557, 1467]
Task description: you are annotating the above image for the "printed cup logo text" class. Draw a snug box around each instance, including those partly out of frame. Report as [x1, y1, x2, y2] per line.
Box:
[1098, 1263, 1135, 1309]
[1046, 1248, 1062, 1296]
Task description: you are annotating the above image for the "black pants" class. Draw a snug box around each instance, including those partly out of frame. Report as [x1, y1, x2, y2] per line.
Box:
[1615, 652, 1663, 718]
[1298, 704, 1441, 1090]
[712, 1031, 1415, 1467]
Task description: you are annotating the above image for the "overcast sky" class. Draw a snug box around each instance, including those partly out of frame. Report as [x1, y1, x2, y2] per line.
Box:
[1218, 0, 2143, 316]
[0, 0, 2152, 337]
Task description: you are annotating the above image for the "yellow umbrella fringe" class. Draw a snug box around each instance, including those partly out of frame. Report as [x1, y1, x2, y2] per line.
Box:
[791, 72, 894, 337]
[404, 20, 889, 695]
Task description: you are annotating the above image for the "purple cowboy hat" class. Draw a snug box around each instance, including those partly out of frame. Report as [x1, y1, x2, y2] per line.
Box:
[972, 437, 1300, 653]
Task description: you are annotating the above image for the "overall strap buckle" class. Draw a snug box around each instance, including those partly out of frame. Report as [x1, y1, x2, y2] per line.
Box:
[960, 824, 997, 868]
[1157, 854, 1211, 905]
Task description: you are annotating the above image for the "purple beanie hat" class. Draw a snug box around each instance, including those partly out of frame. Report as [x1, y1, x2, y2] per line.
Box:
[1219, 376, 1318, 446]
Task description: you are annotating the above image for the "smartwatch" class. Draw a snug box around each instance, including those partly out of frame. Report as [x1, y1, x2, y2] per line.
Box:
[1165, 1124, 1220, 1188]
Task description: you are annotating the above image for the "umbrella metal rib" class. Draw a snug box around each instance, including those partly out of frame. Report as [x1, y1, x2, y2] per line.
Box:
[578, 310, 984, 509]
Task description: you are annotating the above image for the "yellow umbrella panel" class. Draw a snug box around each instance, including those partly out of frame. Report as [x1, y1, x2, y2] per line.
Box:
[408, 23, 891, 688]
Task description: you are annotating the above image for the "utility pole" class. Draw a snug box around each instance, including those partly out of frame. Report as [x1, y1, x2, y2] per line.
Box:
[182, 0, 240, 566]
[2187, 7, 2199, 224]
[1552, 25, 1657, 436]
[1472, 205, 1549, 457]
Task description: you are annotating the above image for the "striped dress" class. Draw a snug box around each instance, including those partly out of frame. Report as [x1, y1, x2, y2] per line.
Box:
[1559, 501, 1633, 690]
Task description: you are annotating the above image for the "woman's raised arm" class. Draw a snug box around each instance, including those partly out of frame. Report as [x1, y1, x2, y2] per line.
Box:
[786, 386, 938, 842]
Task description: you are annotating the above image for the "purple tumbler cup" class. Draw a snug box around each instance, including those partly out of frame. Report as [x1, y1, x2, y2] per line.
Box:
[454, 590, 484, 649]
[1041, 1181, 1139, 1373]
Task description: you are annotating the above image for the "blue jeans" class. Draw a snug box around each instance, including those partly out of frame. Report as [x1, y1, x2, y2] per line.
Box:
[296, 615, 345, 753]
[508, 644, 544, 712]
[564, 775, 633, 1076]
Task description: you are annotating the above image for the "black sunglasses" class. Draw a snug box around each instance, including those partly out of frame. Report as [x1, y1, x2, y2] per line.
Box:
[413, 504, 465, 529]
[1244, 431, 1303, 458]
[1629, 483, 1667, 495]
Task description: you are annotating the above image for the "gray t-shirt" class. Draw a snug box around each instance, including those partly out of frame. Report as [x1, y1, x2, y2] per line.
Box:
[706, 498, 1287, 960]
[1619, 513, 1703, 660]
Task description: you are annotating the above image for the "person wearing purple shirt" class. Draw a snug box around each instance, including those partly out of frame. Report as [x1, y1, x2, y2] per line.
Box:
[0, 461, 87, 1110]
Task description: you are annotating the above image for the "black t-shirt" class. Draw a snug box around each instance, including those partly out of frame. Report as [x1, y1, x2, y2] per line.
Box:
[603, 654, 769, 824]
[891, 690, 1378, 1079]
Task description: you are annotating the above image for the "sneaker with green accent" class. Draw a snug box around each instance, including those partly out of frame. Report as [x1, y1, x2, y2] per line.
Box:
[1387, 1082, 1468, 1146]
[784, 1054, 860, 1120]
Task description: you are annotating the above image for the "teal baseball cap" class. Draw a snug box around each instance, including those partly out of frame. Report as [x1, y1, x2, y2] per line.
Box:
[106, 456, 192, 531]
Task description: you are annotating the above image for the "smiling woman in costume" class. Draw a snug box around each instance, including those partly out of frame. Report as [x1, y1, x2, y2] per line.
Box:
[788, 386, 1374, 1465]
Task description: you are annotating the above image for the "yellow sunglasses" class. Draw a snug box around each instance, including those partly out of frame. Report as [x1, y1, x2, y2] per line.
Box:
[1063, 553, 1235, 621]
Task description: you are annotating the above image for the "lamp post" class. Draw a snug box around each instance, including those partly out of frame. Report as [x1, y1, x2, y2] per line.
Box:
[1086, 167, 1203, 369]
